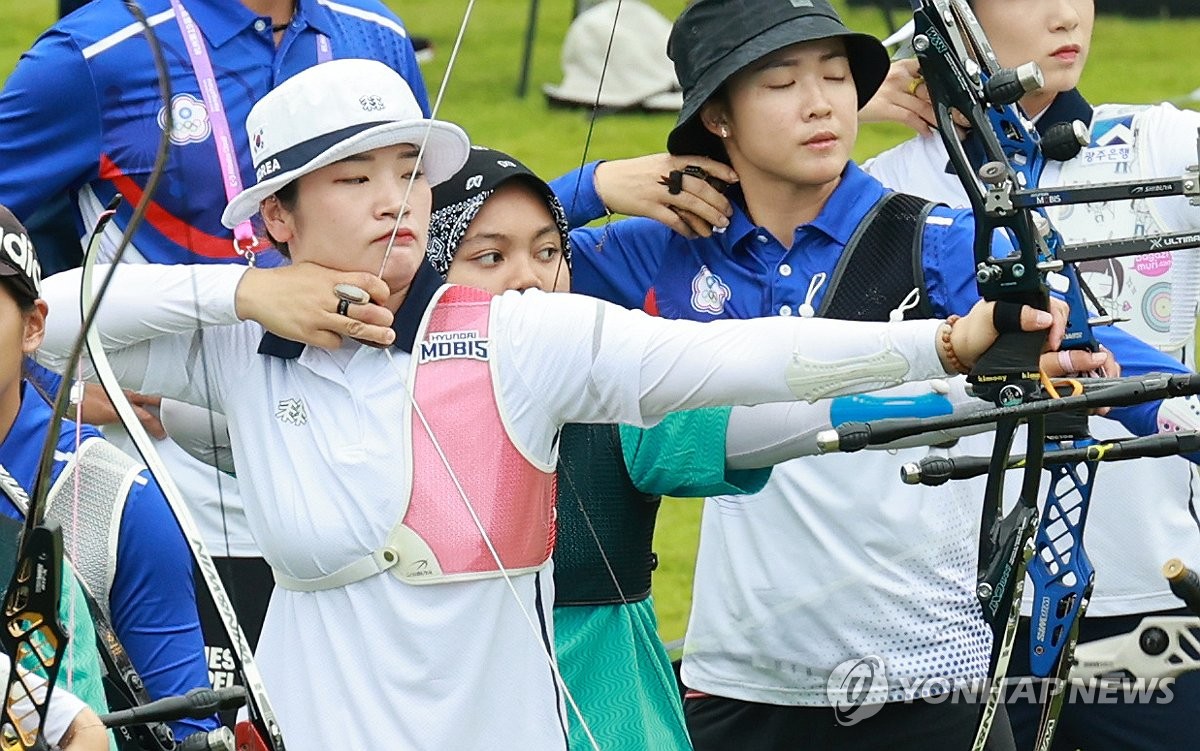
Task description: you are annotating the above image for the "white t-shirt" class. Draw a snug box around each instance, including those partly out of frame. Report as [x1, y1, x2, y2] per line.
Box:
[38, 264, 951, 750]
[865, 101, 1200, 616]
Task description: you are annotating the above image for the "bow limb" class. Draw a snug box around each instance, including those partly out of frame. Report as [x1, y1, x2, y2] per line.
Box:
[66, 3, 283, 748]
[0, 95, 144, 747]
[79, 226, 286, 751]
[0, 15, 157, 733]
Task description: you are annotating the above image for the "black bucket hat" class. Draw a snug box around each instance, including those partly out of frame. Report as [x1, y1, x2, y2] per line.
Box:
[667, 0, 891, 162]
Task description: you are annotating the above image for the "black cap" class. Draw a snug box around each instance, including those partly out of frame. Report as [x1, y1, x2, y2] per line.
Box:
[667, 0, 890, 162]
[427, 146, 570, 276]
[0, 205, 41, 303]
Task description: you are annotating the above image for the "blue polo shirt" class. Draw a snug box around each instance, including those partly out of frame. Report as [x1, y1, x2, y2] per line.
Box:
[555, 161, 1189, 443]
[0, 0, 428, 270]
[562, 162, 982, 319]
[0, 382, 216, 737]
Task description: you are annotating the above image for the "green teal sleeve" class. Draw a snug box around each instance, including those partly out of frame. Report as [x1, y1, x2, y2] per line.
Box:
[619, 408, 771, 497]
[59, 562, 119, 750]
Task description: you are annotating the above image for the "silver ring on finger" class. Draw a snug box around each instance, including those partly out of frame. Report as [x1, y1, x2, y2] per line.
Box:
[334, 283, 371, 305]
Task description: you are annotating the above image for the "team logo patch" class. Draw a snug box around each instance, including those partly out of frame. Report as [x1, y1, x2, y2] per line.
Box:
[275, 398, 308, 426]
[419, 330, 490, 363]
[1080, 116, 1134, 168]
[359, 94, 386, 112]
[690, 265, 731, 315]
[158, 93, 212, 146]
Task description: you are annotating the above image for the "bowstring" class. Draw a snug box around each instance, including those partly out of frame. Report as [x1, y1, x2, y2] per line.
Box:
[553, 0, 631, 607]
[373, 2, 607, 748]
[545, 0, 689, 736]
[376, 0, 477, 278]
[554, 0, 625, 294]
[545, 0, 687, 705]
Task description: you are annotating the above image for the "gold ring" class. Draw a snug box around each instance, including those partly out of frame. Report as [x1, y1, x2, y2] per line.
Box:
[907, 75, 925, 95]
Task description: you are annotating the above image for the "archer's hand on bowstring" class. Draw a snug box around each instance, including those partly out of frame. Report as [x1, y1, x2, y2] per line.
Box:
[593, 153, 739, 239]
[235, 263, 396, 350]
[859, 58, 970, 138]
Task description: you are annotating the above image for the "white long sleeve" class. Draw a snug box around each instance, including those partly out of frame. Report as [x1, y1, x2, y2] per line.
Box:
[38, 266, 954, 465]
[0, 662, 91, 750]
[722, 377, 992, 469]
[490, 288, 952, 460]
[37, 264, 249, 410]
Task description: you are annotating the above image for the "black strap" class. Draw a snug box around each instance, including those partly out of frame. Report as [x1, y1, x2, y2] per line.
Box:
[819, 192, 938, 322]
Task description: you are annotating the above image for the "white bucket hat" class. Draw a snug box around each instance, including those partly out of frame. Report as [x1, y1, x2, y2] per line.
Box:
[543, 0, 682, 112]
[222, 59, 470, 228]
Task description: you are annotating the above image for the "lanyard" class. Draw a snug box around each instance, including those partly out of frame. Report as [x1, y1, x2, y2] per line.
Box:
[169, 0, 332, 260]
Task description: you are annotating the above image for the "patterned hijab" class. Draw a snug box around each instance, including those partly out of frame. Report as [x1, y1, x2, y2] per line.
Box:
[426, 146, 571, 276]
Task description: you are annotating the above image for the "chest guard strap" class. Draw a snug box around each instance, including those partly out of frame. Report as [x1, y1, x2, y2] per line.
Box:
[274, 285, 556, 591]
[819, 191, 937, 322]
[46, 437, 139, 624]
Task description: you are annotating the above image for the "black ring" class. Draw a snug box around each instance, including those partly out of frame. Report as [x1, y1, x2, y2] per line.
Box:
[682, 164, 731, 194]
[666, 170, 685, 195]
[337, 299, 351, 316]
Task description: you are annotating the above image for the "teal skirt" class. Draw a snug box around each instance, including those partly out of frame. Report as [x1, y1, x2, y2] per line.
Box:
[554, 598, 691, 751]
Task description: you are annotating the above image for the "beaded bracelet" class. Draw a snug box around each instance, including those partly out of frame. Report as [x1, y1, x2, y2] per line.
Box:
[940, 314, 970, 375]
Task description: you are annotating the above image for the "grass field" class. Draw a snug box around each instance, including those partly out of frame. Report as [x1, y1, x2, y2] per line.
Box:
[2, 0, 1198, 643]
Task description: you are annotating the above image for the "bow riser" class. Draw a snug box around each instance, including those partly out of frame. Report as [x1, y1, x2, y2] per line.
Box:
[0, 525, 65, 751]
[1028, 452, 1098, 678]
[912, 5, 1050, 406]
[908, 3, 1091, 748]
[1071, 615, 1200, 680]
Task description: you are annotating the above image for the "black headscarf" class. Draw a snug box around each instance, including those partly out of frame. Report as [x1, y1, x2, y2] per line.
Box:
[426, 146, 571, 276]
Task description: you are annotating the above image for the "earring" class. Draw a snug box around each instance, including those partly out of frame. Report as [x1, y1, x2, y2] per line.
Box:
[719, 126, 729, 138]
